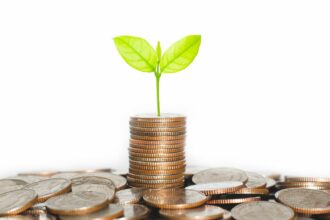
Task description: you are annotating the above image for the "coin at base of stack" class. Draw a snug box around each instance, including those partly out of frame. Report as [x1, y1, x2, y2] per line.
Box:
[128, 113, 186, 189]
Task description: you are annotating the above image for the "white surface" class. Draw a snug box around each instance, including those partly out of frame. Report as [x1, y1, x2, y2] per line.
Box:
[0, 0, 330, 177]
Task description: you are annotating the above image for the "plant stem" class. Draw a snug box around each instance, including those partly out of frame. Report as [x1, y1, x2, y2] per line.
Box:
[156, 72, 161, 116]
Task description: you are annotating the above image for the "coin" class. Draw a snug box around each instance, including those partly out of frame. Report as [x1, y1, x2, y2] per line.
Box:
[275, 188, 330, 214]
[130, 143, 185, 150]
[285, 176, 330, 183]
[207, 196, 261, 205]
[23, 178, 71, 202]
[129, 163, 185, 171]
[117, 204, 150, 220]
[130, 159, 185, 166]
[129, 146, 184, 153]
[131, 130, 186, 136]
[0, 179, 27, 194]
[192, 167, 248, 184]
[266, 177, 276, 188]
[114, 188, 144, 204]
[129, 151, 185, 158]
[129, 168, 185, 175]
[46, 191, 108, 216]
[231, 201, 295, 220]
[276, 181, 330, 190]
[75, 172, 127, 190]
[0, 215, 56, 220]
[18, 171, 59, 178]
[0, 189, 37, 215]
[159, 205, 224, 220]
[130, 113, 186, 122]
[130, 126, 186, 132]
[72, 183, 115, 202]
[184, 166, 210, 178]
[128, 173, 183, 180]
[131, 134, 186, 141]
[51, 172, 82, 180]
[186, 181, 244, 195]
[231, 188, 269, 195]
[128, 176, 184, 184]
[129, 181, 184, 189]
[129, 121, 186, 128]
[8, 175, 47, 184]
[71, 176, 116, 191]
[130, 139, 185, 145]
[143, 189, 208, 209]
[58, 204, 124, 220]
[129, 155, 185, 162]
[22, 203, 47, 215]
[245, 172, 267, 189]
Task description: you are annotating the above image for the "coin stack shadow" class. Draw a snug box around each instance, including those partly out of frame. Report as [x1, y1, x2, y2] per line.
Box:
[128, 114, 186, 189]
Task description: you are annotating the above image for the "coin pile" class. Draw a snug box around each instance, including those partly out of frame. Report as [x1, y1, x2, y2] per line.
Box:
[128, 114, 186, 189]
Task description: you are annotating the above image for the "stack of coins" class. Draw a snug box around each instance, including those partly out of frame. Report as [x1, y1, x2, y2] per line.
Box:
[128, 114, 186, 189]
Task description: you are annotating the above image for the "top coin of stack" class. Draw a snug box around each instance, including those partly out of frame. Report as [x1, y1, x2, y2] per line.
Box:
[128, 113, 186, 189]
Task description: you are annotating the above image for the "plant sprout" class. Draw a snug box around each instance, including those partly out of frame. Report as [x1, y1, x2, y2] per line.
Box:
[113, 35, 201, 116]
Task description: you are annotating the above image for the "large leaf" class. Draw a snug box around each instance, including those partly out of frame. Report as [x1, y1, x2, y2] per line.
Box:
[160, 35, 201, 73]
[113, 36, 157, 72]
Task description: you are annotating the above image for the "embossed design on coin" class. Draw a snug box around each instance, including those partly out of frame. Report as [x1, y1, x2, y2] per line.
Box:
[23, 178, 71, 202]
[245, 172, 267, 189]
[71, 176, 115, 191]
[192, 167, 248, 184]
[76, 172, 127, 190]
[6, 176, 46, 184]
[186, 181, 244, 195]
[143, 189, 208, 209]
[117, 204, 150, 220]
[0, 189, 37, 215]
[159, 205, 224, 220]
[72, 184, 115, 202]
[231, 201, 295, 220]
[275, 188, 330, 214]
[46, 191, 108, 216]
[0, 179, 27, 194]
[114, 188, 144, 204]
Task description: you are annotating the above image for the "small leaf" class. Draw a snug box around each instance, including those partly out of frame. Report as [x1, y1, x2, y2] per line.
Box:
[113, 36, 157, 72]
[156, 41, 162, 63]
[160, 35, 201, 73]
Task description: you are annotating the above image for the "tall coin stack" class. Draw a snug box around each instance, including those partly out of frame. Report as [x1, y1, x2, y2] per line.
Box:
[128, 114, 186, 189]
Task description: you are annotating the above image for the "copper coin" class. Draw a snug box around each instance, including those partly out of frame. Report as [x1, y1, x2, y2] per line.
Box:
[0, 189, 37, 215]
[128, 176, 184, 184]
[131, 134, 186, 141]
[285, 176, 330, 183]
[129, 121, 186, 128]
[0, 179, 27, 194]
[192, 167, 248, 184]
[275, 188, 330, 214]
[231, 201, 295, 220]
[129, 156, 185, 163]
[245, 172, 267, 189]
[185, 181, 244, 195]
[75, 172, 127, 190]
[71, 176, 116, 191]
[207, 196, 261, 205]
[129, 146, 184, 153]
[117, 204, 150, 220]
[130, 139, 185, 145]
[276, 181, 330, 190]
[159, 205, 224, 220]
[143, 189, 208, 209]
[130, 113, 186, 122]
[130, 143, 185, 150]
[46, 191, 108, 216]
[131, 130, 186, 136]
[129, 181, 184, 189]
[129, 168, 185, 175]
[130, 126, 186, 132]
[128, 173, 183, 180]
[231, 188, 269, 195]
[129, 164, 186, 171]
[72, 183, 115, 202]
[57, 204, 124, 220]
[114, 188, 144, 204]
[23, 178, 71, 202]
[6, 176, 46, 184]
[130, 159, 185, 167]
[129, 151, 185, 158]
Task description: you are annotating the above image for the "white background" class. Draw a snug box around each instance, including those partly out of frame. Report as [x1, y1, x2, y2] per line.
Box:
[0, 0, 329, 177]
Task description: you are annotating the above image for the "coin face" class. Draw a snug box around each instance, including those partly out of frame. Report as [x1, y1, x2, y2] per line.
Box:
[192, 167, 248, 184]
[71, 176, 116, 191]
[143, 189, 208, 209]
[0, 189, 37, 215]
[23, 178, 71, 202]
[114, 188, 144, 204]
[231, 201, 295, 220]
[186, 181, 244, 195]
[58, 204, 124, 220]
[275, 188, 330, 214]
[159, 205, 224, 220]
[7, 176, 46, 184]
[76, 172, 127, 190]
[46, 191, 108, 215]
[245, 172, 267, 189]
[117, 204, 150, 220]
[51, 172, 81, 180]
[72, 183, 115, 202]
[0, 214, 56, 220]
[0, 179, 27, 194]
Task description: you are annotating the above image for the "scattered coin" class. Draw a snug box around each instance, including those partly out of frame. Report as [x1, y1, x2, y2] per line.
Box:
[275, 188, 330, 214]
[18, 171, 59, 178]
[0, 189, 37, 215]
[117, 204, 150, 220]
[231, 201, 295, 220]
[207, 196, 261, 205]
[72, 184, 115, 202]
[71, 176, 116, 191]
[245, 172, 267, 189]
[8, 176, 47, 184]
[285, 176, 330, 183]
[266, 177, 276, 188]
[231, 188, 269, 195]
[75, 172, 127, 190]
[23, 178, 71, 202]
[51, 172, 82, 180]
[192, 167, 248, 184]
[0, 179, 27, 194]
[159, 205, 224, 220]
[186, 181, 244, 195]
[46, 191, 108, 216]
[143, 189, 208, 209]
[0, 215, 57, 220]
[114, 188, 144, 204]
[22, 203, 47, 215]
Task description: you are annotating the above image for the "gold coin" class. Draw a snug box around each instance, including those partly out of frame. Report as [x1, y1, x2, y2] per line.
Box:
[46, 191, 108, 216]
[130, 121, 186, 128]
[128, 181, 184, 189]
[192, 167, 248, 184]
[130, 143, 185, 150]
[130, 131, 186, 136]
[72, 183, 115, 202]
[231, 188, 269, 195]
[0, 189, 37, 215]
[58, 204, 124, 220]
[130, 126, 186, 132]
[159, 205, 224, 220]
[0, 179, 27, 194]
[143, 189, 208, 209]
[275, 188, 330, 214]
[129, 156, 185, 163]
[129, 168, 185, 175]
[129, 151, 184, 158]
[23, 178, 71, 202]
[131, 134, 186, 141]
[129, 146, 184, 153]
[130, 113, 186, 122]
[117, 204, 150, 220]
[129, 163, 186, 171]
[207, 196, 261, 205]
[130, 159, 185, 167]
[114, 188, 144, 204]
[245, 172, 267, 189]
[285, 176, 330, 183]
[130, 139, 185, 145]
[128, 173, 183, 180]
[231, 201, 295, 220]
[127, 176, 184, 184]
[185, 181, 244, 195]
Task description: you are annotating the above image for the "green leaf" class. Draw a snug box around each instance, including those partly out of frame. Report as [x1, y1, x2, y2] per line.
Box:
[160, 35, 201, 73]
[113, 36, 157, 72]
[156, 41, 162, 63]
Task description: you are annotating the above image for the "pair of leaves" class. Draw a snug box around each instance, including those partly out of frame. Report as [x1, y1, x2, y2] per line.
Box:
[113, 35, 201, 73]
